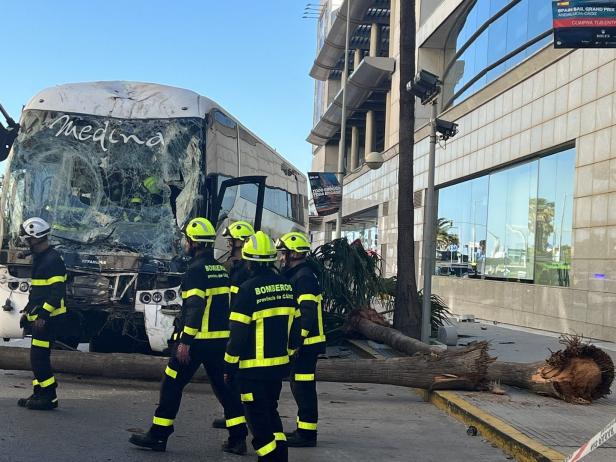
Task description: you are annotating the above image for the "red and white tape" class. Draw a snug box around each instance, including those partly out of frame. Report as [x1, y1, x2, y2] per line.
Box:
[565, 417, 616, 462]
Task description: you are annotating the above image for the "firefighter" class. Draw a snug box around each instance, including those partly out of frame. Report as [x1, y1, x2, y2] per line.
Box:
[17, 217, 68, 411]
[276, 231, 325, 447]
[129, 217, 248, 455]
[211, 219, 256, 430]
[222, 220, 255, 285]
[224, 231, 302, 462]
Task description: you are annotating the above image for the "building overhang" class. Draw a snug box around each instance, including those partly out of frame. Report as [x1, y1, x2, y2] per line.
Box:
[307, 56, 395, 146]
[310, 0, 390, 81]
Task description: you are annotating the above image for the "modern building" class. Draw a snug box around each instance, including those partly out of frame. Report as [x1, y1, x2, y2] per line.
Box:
[308, 0, 616, 342]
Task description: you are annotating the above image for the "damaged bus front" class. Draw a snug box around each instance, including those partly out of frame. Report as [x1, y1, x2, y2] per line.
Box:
[0, 82, 308, 353]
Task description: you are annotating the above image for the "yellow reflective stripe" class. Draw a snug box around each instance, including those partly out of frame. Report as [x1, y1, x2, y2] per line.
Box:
[287, 348, 297, 356]
[230, 285, 239, 294]
[297, 294, 322, 304]
[153, 416, 174, 427]
[256, 439, 277, 456]
[256, 318, 265, 359]
[301, 329, 309, 338]
[229, 312, 251, 324]
[32, 339, 50, 348]
[165, 366, 177, 379]
[252, 307, 296, 320]
[295, 373, 315, 382]
[42, 302, 55, 312]
[226, 416, 247, 427]
[240, 393, 254, 402]
[181, 288, 206, 299]
[225, 352, 240, 364]
[297, 419, 318, 430]
[26, 313, 38, 321]
[172, 333, 178, 340]
[39, 376, 56, 388]
[49, 306, 66, 317]
[295, 308, 301, 318]
[32, 379, 39, 386]
[201, 294, 213, 336]
[274, 432, 287, 442]
[31, 275, 67, 286]
[183, 326, 198, 336]
[206, 287, 230, 296]
[304, 335, 326, 345]
[239, 355, 289, 369]
[194, 330, 230, 339]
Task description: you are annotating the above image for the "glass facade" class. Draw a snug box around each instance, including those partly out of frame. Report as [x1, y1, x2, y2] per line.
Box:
[436, 147, 575, 286]
[443, 0, 553, 106]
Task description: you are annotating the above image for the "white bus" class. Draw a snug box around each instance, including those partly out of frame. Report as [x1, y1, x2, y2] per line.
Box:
[0, 81, 308, 353]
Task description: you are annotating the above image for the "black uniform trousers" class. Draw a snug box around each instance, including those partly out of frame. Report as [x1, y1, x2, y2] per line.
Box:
[150, 340, 247, 440]
[239, 378, 287, 462]
[290, 348, 320, 439]
[29, 319, 60, 399]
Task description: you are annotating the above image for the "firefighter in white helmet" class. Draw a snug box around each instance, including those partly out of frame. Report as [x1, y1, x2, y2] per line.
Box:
[18, 217, 68, 411]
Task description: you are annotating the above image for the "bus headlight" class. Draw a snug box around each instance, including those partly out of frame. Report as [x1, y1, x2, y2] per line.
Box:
[140, 292, 152, 304]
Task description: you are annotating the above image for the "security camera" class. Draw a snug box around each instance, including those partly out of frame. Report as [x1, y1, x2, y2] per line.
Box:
[407, 70, 441, 105]
[435, 118, 458, 141]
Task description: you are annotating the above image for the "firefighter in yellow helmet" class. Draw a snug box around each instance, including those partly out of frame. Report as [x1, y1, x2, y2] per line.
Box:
[222, 220, 255, 285]
[210, 220, 256, 430]
[224, 231, 302, 462]
[129, 217, 248, 455]
[276, 232, 325, 447]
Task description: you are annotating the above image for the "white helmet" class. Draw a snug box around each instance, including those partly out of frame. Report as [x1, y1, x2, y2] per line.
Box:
[20, 217, 51, 240]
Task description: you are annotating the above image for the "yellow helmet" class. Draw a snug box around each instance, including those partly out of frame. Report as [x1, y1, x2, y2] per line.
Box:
[185, 217, 216, 243]
[242, 231, 277, 262]
[222, 220, 255, 241]
[275, 232, 311, 253]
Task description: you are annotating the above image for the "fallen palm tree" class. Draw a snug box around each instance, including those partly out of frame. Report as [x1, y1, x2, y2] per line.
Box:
[0, 342, 493, 391]
[1, 333, 613, 404]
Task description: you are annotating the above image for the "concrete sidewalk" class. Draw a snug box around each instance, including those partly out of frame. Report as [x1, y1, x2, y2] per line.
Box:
[436, 322, 616, 462]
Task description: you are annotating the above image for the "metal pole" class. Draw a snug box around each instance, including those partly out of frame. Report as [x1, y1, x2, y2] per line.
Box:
[421, 101, 438, 343]
[335, 0, 351, 240]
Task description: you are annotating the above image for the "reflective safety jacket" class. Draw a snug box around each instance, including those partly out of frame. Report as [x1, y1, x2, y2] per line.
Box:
[179, 252, 231, 345]
[26, 247, 67, 321]
[226, 258, 252, 298]
[284, 262, 326, 354]
[224, 268, 302, 380]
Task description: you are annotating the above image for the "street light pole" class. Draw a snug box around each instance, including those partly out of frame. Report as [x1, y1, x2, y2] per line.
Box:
[335, 0, 351, 240]
[421, 100, 438, 343]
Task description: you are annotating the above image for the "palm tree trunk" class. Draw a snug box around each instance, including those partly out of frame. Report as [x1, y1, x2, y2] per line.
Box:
[394, 0, 422, 338]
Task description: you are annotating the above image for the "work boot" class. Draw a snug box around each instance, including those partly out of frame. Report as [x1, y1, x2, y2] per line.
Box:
[26, 395, 58, 411]
[17, 391, 39, 408]
[222, 437, 247, 455]
[212, 417, 226, 429]
[285, 431, 316, 448]
[128, 432, 168, 452]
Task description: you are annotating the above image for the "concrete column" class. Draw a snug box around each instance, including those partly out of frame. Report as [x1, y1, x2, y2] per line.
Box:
[384, 90, 391, 150]
[365, 110, 375, 157]
[369, 23, 380, 57]
[354, 49, 362, 70]
[350, 125, 360, 170]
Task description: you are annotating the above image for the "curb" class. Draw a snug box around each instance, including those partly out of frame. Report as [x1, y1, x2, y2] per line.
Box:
[346, 339, 567, 462]
[416, 389, 567, 462]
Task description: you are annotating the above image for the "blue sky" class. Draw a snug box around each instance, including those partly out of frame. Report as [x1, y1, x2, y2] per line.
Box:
[0, 0, 317, 174]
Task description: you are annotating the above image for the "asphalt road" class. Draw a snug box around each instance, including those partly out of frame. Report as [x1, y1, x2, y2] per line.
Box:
[0, 369, 511, 462]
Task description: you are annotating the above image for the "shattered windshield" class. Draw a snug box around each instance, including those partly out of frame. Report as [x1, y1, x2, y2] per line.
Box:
[2, 110, 203, 259]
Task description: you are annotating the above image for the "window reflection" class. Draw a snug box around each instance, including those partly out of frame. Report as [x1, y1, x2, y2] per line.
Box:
[436, 148, 575, 286]
[443, 0, 553, 106]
